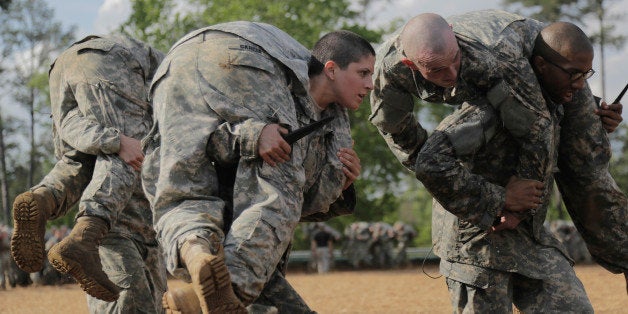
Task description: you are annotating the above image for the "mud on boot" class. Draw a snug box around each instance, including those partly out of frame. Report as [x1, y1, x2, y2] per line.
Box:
[47, 216, 120, 301]
[181, 236, 247, 314]
[11, 187, 56, 273]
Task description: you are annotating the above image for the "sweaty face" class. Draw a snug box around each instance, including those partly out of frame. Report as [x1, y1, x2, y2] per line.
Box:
[332, 54, 375, 110]
[537, 51, 593, 104]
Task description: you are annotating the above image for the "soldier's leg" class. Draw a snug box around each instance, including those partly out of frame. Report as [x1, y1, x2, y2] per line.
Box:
[253, 269, 315, 314]
[512, 247, 592, 313]
[445, 271, 513, 314]
[86, 235, 165, 313]
[11, 150, 94, 273]
[48, 154, 136, 301]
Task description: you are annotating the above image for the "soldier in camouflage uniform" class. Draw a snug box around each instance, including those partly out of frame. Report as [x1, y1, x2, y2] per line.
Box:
[392, 221, 417, 268]
[11, 35, 166, 310]
[549, 220, 593, 264]
[369, 9, 627, 283]
[342, 221, 371, 269]
[368, 221, 395, 269]
[415, 22, 596, 312]
[143, 24, 371, 313]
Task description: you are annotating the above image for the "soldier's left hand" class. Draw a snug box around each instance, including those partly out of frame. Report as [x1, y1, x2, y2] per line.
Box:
[596, 102, 623, 133]
[338, 146, 361, 190]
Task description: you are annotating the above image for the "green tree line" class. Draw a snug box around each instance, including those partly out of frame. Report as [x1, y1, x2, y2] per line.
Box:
[0, 0, 626, 250]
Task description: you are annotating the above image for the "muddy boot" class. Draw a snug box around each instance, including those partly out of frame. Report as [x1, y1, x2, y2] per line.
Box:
[181, 236, 246, 314]
[47, 216, 120, 301]
[162, 285, 202, 314]
[11, 187, 56, 273]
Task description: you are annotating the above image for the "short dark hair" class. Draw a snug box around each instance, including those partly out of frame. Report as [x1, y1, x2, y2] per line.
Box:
[308, 30, 375, 76]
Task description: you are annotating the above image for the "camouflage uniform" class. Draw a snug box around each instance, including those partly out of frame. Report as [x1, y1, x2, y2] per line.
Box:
[369, 9, 627, 274]
[416, 98, 592, 312]
[392, 221, 417, 267]
[342, 222, 373, 268]
[554, 87, 628, 273]
[143, 22, 354, 305]
[47, 35, 166, 312]
[369, 222, 395, 269]
[549, 220, 592, 264]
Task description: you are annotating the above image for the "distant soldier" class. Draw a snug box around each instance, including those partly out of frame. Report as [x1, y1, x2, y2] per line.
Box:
[343, 222, 372, 268]
[549, 220, 593, 264]
[310, 222, 341, 274]
[392, 221, 417, 268]
[369, 222, 395, 269]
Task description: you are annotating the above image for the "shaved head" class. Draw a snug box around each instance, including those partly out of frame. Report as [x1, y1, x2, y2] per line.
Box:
[536, 21, 593, 61]
[400, 13, 457, 65]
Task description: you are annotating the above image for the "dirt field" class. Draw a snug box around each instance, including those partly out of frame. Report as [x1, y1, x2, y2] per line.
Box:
[1, 264, 626, 313]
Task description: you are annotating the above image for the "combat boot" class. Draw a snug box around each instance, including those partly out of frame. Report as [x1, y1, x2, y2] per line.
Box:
[162, 285, 202, 314]
[181, 236, 247, 314]
[11, 187, 56, 273]
[47, 216, 120, 301]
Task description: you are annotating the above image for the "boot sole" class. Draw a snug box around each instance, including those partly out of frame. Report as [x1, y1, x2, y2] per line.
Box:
[192, 255, 246, 314]
[48, 247, 120, 302]
[162, 292, 181, 314]
[11, 192, 46, 273]
[162, 290, 190, 314]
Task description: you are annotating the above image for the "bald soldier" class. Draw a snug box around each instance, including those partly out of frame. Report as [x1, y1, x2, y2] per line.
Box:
[370, 9, 627, 280]
[416, 22, 598, 312]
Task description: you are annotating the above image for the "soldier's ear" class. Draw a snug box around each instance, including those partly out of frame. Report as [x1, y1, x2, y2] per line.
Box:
[532, 55, 548, 75]
[324, 60, 337, 80]
[401, 58, 419, 71]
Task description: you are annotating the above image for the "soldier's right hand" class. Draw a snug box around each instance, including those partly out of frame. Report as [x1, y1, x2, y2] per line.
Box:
[258, 124, 291, 167]
[504, 176, 544, 212]
[119, 134, 144, 171]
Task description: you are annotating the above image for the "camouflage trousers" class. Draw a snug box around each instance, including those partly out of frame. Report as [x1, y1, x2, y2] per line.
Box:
[86, 234, 167, 314]
[253, 268, 315, 314]
[444, 251, 592, 313]
[36, 147, 140, 226]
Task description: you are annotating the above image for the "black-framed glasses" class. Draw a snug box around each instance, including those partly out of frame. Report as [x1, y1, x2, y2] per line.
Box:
[543, 57, 595, 81]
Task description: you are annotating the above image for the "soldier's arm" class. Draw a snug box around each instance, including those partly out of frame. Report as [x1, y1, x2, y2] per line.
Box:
[415, 103, 508, 230]
[487, 58, 553, 183]
[59, 105, 143, 171]
[58, 106, 121, 156]
[369, 55, 429, 172]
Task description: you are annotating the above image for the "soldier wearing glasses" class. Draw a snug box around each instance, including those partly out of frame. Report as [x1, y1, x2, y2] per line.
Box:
[370, 9, 627, 300]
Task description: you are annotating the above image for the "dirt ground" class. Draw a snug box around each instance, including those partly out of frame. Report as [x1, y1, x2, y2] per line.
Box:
[0, 263, 626, 313]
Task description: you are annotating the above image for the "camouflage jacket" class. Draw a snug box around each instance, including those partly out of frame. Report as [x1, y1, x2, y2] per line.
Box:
[369, 10, 554, 182]
[49, 35, 164, 242]
[50, 35, 163, 158]
[144, 22, 354, 231]
[415, 98, 569, 278]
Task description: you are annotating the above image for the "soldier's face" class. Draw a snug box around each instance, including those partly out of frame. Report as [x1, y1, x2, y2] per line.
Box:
[536, 50, 593, 104]
[333, 54, 375, 111]
[416, 45, 461, 88]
